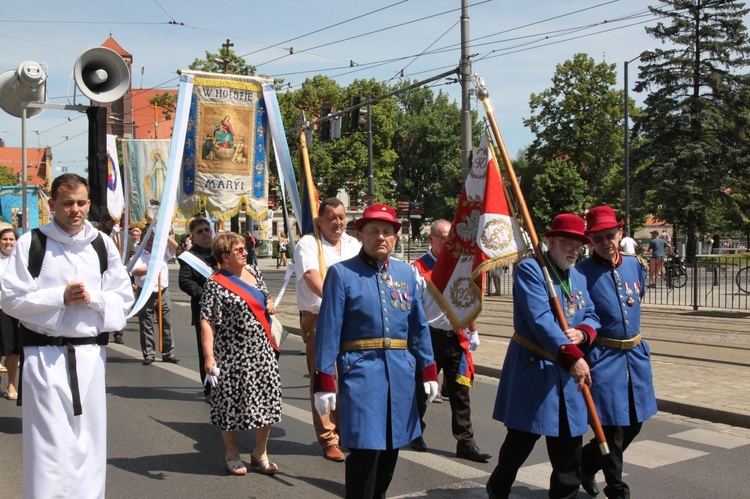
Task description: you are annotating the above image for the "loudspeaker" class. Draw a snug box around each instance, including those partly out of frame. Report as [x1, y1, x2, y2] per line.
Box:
[74, 47, 130, 103]
[0, 61, 48, 118]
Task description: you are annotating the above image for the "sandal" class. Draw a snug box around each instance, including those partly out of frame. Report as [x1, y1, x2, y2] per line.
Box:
[226, 458, 247, 476]
[4, 391, 17, 400]
[250, 455, 279, 475]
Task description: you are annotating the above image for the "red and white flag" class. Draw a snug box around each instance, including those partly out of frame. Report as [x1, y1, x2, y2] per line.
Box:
[428, 135, 527, 329]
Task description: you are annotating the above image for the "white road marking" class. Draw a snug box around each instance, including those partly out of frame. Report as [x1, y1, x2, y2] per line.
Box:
[624, 440, 708, 468]
[670, 428, 750, 449]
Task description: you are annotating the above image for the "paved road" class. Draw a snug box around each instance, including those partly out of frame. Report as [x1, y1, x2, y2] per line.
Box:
[0, 259, 748, 497]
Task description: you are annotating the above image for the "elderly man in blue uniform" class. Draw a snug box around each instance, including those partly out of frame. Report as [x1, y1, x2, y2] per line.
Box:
[411, 219, 491, 462]
[576, 206, 657, 498]
[314, 204, 439, 499]
[487, 213, 600, 499]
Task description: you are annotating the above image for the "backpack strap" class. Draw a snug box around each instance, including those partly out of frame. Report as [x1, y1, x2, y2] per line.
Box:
[91, 233, 108, 275]
[27, 229, 108, 279]
[27, 228, 47, 279]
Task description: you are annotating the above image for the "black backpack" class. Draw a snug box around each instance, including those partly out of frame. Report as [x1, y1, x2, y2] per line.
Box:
[28, 228, 107, 279]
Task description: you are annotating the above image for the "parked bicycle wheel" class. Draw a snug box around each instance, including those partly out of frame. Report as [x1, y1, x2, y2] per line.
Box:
[737, 266, 750, 293]
[665, 264, 687, 288]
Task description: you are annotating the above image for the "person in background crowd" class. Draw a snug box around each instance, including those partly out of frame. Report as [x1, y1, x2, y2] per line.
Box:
[200, 232, 281, 476]
[277, 231, 289, 268]
[646, 230, 670, 288]
[577, 206, 657, 498]
[314, 204, 438, 498]
[294, 197, 361, 462]
[619, 231, 638, 254]
[245, 232, 258, 267]
[131, 230, 180, 365]
[487, 213, 599, 499]
[127, 227, 142, 261]
[178, 217, 216, 403]
[0, 173, 134, 498]
[410, 219, 492, 463]
[0, 227, 19, 400]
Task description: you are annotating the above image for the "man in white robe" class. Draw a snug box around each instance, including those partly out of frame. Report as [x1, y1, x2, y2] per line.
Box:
[0, 173, 134, 499]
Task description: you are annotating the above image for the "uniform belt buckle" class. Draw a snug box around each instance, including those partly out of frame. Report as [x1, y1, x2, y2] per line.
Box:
[383, 338, 392, 349]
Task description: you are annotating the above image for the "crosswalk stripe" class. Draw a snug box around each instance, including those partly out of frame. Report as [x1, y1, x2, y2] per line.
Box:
[670, 428, 750, 449]
[399, 450, 490, 480]
[624, 440, 708, 468]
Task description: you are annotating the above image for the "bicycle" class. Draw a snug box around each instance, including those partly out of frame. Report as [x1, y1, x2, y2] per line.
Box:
[663, 255, 687, 288]
[736, 265, 750, 293]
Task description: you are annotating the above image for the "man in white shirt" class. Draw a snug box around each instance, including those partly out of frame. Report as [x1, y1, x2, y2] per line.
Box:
[620, 232, 639, 254]
[0, 173, 134, 499]
[131, 230, 179, 365]
[294, 198, 361, 462]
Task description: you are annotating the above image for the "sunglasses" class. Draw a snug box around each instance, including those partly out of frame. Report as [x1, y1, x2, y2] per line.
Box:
[592, 232, 619, 244]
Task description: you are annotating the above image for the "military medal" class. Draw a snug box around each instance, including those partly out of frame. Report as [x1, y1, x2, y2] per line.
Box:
[625, 283, 635, 306]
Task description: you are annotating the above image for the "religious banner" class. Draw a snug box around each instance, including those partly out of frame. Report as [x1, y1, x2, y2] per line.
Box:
[106, 134, 125, 221]
[121, 138, 172, 226]
[179, 70, 273, 221]
[428, 134, 527, 330]
[0, 186, 40, 230]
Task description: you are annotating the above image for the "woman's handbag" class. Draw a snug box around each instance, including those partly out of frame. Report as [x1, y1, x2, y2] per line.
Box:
[271, 316, 289, 349]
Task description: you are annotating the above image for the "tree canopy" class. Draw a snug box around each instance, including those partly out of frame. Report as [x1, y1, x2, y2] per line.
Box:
[633, 0, 750, 256]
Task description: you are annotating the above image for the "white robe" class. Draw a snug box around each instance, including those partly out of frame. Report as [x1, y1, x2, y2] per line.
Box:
[0, 219, 134, 499]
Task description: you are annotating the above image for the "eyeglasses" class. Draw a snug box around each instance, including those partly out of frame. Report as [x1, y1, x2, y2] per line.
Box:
[229, 247, 247, 255]
[430, 234, 448, 242]
[194, 227, 211, 234]
[555, 238, 583, 252]
[592, 232, 619, 244]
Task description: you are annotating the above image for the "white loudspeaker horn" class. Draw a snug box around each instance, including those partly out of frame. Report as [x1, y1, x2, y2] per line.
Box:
[0, 61, 48, 118]
[74, 47, 130, 103]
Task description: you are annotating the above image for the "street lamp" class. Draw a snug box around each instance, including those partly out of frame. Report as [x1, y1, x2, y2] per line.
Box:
[624, 51, 649, 237]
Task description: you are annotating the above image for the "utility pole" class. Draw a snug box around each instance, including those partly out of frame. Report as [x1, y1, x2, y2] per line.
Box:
[460, 0, 472, 181]
[151, 102, 159, 139]
[367, 101, 374, 204]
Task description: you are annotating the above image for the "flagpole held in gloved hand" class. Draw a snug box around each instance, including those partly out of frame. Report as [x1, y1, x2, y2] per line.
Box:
[474, 76, 609, 457]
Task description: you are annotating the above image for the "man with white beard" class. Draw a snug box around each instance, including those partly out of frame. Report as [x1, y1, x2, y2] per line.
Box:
[487, 213, 600, 499]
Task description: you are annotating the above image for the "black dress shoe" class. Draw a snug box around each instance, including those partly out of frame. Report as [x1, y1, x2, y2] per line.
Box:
[142, 358, 154, 365]
[410, 436, 427, 452]
[162, 356, 180, 364]
[581, 474, 600, 497]
[456, 443, 491, 462]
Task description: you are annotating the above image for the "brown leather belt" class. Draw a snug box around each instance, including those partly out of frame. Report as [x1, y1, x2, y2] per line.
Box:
[595, 333, 642, 350]
[340, 338, 408, 352]
[511, 332, 554, 362]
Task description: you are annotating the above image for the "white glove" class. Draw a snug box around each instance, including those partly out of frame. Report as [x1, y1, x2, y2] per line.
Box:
[424, 381, 439, 405]
[204, 366, 220, 388]
[467, 330, 480, 351]
[314, 391, 337, 416]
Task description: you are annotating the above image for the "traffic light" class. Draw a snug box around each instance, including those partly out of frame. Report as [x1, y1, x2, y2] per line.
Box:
[350, 96, 362, 130]
[320, 104, 332, 142]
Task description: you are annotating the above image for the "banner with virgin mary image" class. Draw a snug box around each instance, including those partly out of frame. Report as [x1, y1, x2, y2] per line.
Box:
[179, 70, 272, 221]
[121, 138, 172, 226]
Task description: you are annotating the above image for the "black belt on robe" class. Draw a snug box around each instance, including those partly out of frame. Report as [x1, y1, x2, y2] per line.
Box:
[19, 325, 109, 416]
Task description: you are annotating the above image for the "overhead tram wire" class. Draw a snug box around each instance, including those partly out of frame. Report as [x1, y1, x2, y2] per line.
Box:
[382, 19, 460, 86]
[268, 9, 655, 88]
[253, 0, 494, 68]
[239, 0, 414, 59]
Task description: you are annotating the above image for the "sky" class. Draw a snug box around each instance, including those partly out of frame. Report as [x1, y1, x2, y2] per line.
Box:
[0, 0, 673, 175]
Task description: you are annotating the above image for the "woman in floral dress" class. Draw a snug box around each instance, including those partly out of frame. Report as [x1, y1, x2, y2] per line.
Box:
[200, 232, 282, 476]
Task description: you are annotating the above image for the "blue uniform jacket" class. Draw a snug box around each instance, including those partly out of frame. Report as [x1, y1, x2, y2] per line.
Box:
[315, 254, 437, 450]
[577, 253, 657, 426]
[493, 256, 600, 437]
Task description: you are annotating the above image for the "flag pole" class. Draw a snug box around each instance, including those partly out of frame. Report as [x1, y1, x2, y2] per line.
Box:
[298, 131, 326, 278]
[474, 77, 609, 456]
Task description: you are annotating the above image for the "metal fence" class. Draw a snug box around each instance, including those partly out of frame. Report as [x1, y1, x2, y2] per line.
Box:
[480, 254, 750, 311]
